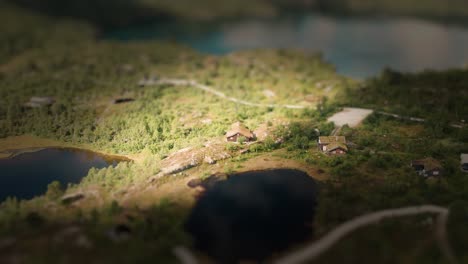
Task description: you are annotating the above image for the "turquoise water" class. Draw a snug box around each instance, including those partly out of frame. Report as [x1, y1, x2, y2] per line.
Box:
[107, 14, 468, 78]
[0, 148, 124, 201]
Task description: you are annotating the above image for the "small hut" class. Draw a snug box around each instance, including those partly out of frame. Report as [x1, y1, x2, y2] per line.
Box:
[225, 122, 254, 142]
[411, 158, 443, 177]
[24, 96, 55, 108]
[318, 136, 348, 155]
[461, 154, 468, 172]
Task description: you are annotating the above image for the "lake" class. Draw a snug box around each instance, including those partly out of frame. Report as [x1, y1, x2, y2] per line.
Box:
[185, 169, 318, 263]
[107, 14, 468, 78]
[0, 148, 126, 201]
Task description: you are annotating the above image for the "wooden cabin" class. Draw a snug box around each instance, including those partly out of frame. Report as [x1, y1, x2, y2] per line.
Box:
[225, 122, 254, 143]
[318, 136, 348, 155]
[411, 158, 442, 177]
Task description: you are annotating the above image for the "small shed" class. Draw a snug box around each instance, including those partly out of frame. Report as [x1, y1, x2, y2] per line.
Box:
[318, 136, 347, 155]
[461, 154, 468, 172]
[411, 158, 442, 177]
[225, 122, 254, 142]
[24, 96, 55, 108]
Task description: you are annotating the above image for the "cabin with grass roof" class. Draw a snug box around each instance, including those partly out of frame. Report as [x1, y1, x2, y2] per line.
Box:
[318, 136, 348, 155]
[225, 122, 255, 143]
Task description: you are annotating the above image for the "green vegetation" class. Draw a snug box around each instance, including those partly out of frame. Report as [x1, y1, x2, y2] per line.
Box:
[279, 114, 468, 263]
[0, 6, 345, 263]
[341, 68, 468, 124]
[46, 181, 64, 200]
[1, 2, 468, 264]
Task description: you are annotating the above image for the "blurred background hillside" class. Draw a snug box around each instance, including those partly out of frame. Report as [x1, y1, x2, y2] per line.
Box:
[6, 0, 468, 28]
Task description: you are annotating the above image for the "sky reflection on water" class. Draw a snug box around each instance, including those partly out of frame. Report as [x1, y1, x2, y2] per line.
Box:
[109, 14, 468, 77]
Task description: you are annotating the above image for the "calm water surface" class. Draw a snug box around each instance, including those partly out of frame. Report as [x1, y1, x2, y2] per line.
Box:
[186, 169, 317, 262]
[0, 148, 124, 201]
[107, 15, 468, 77]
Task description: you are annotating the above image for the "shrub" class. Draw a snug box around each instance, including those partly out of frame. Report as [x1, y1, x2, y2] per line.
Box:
[25, 212, 44, 228]
[107, 200, 122, 216]
[238, 136, 247, 144]
[46, 181, 64, 200]
[226, 143, 241, 152]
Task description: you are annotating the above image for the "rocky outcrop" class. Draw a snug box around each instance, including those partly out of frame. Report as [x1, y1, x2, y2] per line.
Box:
[151, 142, 232, 181]
[61, 193, 85, 205]
[253, 123, 270, 142]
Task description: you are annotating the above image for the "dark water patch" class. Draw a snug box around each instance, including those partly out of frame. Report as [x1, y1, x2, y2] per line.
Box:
[106, 14, 468, 78]
[9, 0, 171, 29]
[0, 148, 127, 201]
[185, 169, 317, 263]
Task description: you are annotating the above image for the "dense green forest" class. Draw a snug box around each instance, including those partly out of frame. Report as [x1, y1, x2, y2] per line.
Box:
[342, 68, 468, 124]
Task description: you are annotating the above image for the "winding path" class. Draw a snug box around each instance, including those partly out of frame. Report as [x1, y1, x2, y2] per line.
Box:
[174, 205, 457, 264]
[140, 78, 306, 109]
[376, 111, 464, 129]
[141, 78, 464, 129]
[140, 79, 461, 263]
[274, 205, 456, 264]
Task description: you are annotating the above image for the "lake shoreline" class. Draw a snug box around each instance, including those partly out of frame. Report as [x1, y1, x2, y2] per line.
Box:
[0, 135, 135, 162]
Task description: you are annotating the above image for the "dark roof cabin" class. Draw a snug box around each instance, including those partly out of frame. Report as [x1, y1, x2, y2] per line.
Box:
[411, 158, 442, 177]
[461, 154, 468, 172]
[225, 122, 254, 142]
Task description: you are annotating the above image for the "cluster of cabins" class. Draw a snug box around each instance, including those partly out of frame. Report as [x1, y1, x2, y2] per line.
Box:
[224, 122, 349, 155]
[224, 122, 468, 179]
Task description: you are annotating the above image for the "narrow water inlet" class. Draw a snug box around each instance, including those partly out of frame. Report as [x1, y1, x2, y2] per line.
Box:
[185, 169, 318, 263]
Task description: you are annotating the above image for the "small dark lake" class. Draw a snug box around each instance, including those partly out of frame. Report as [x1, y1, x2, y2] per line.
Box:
[185, 169, 318, 263]
[0, 148, 125, 201]
[107, 14, 468, 78]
